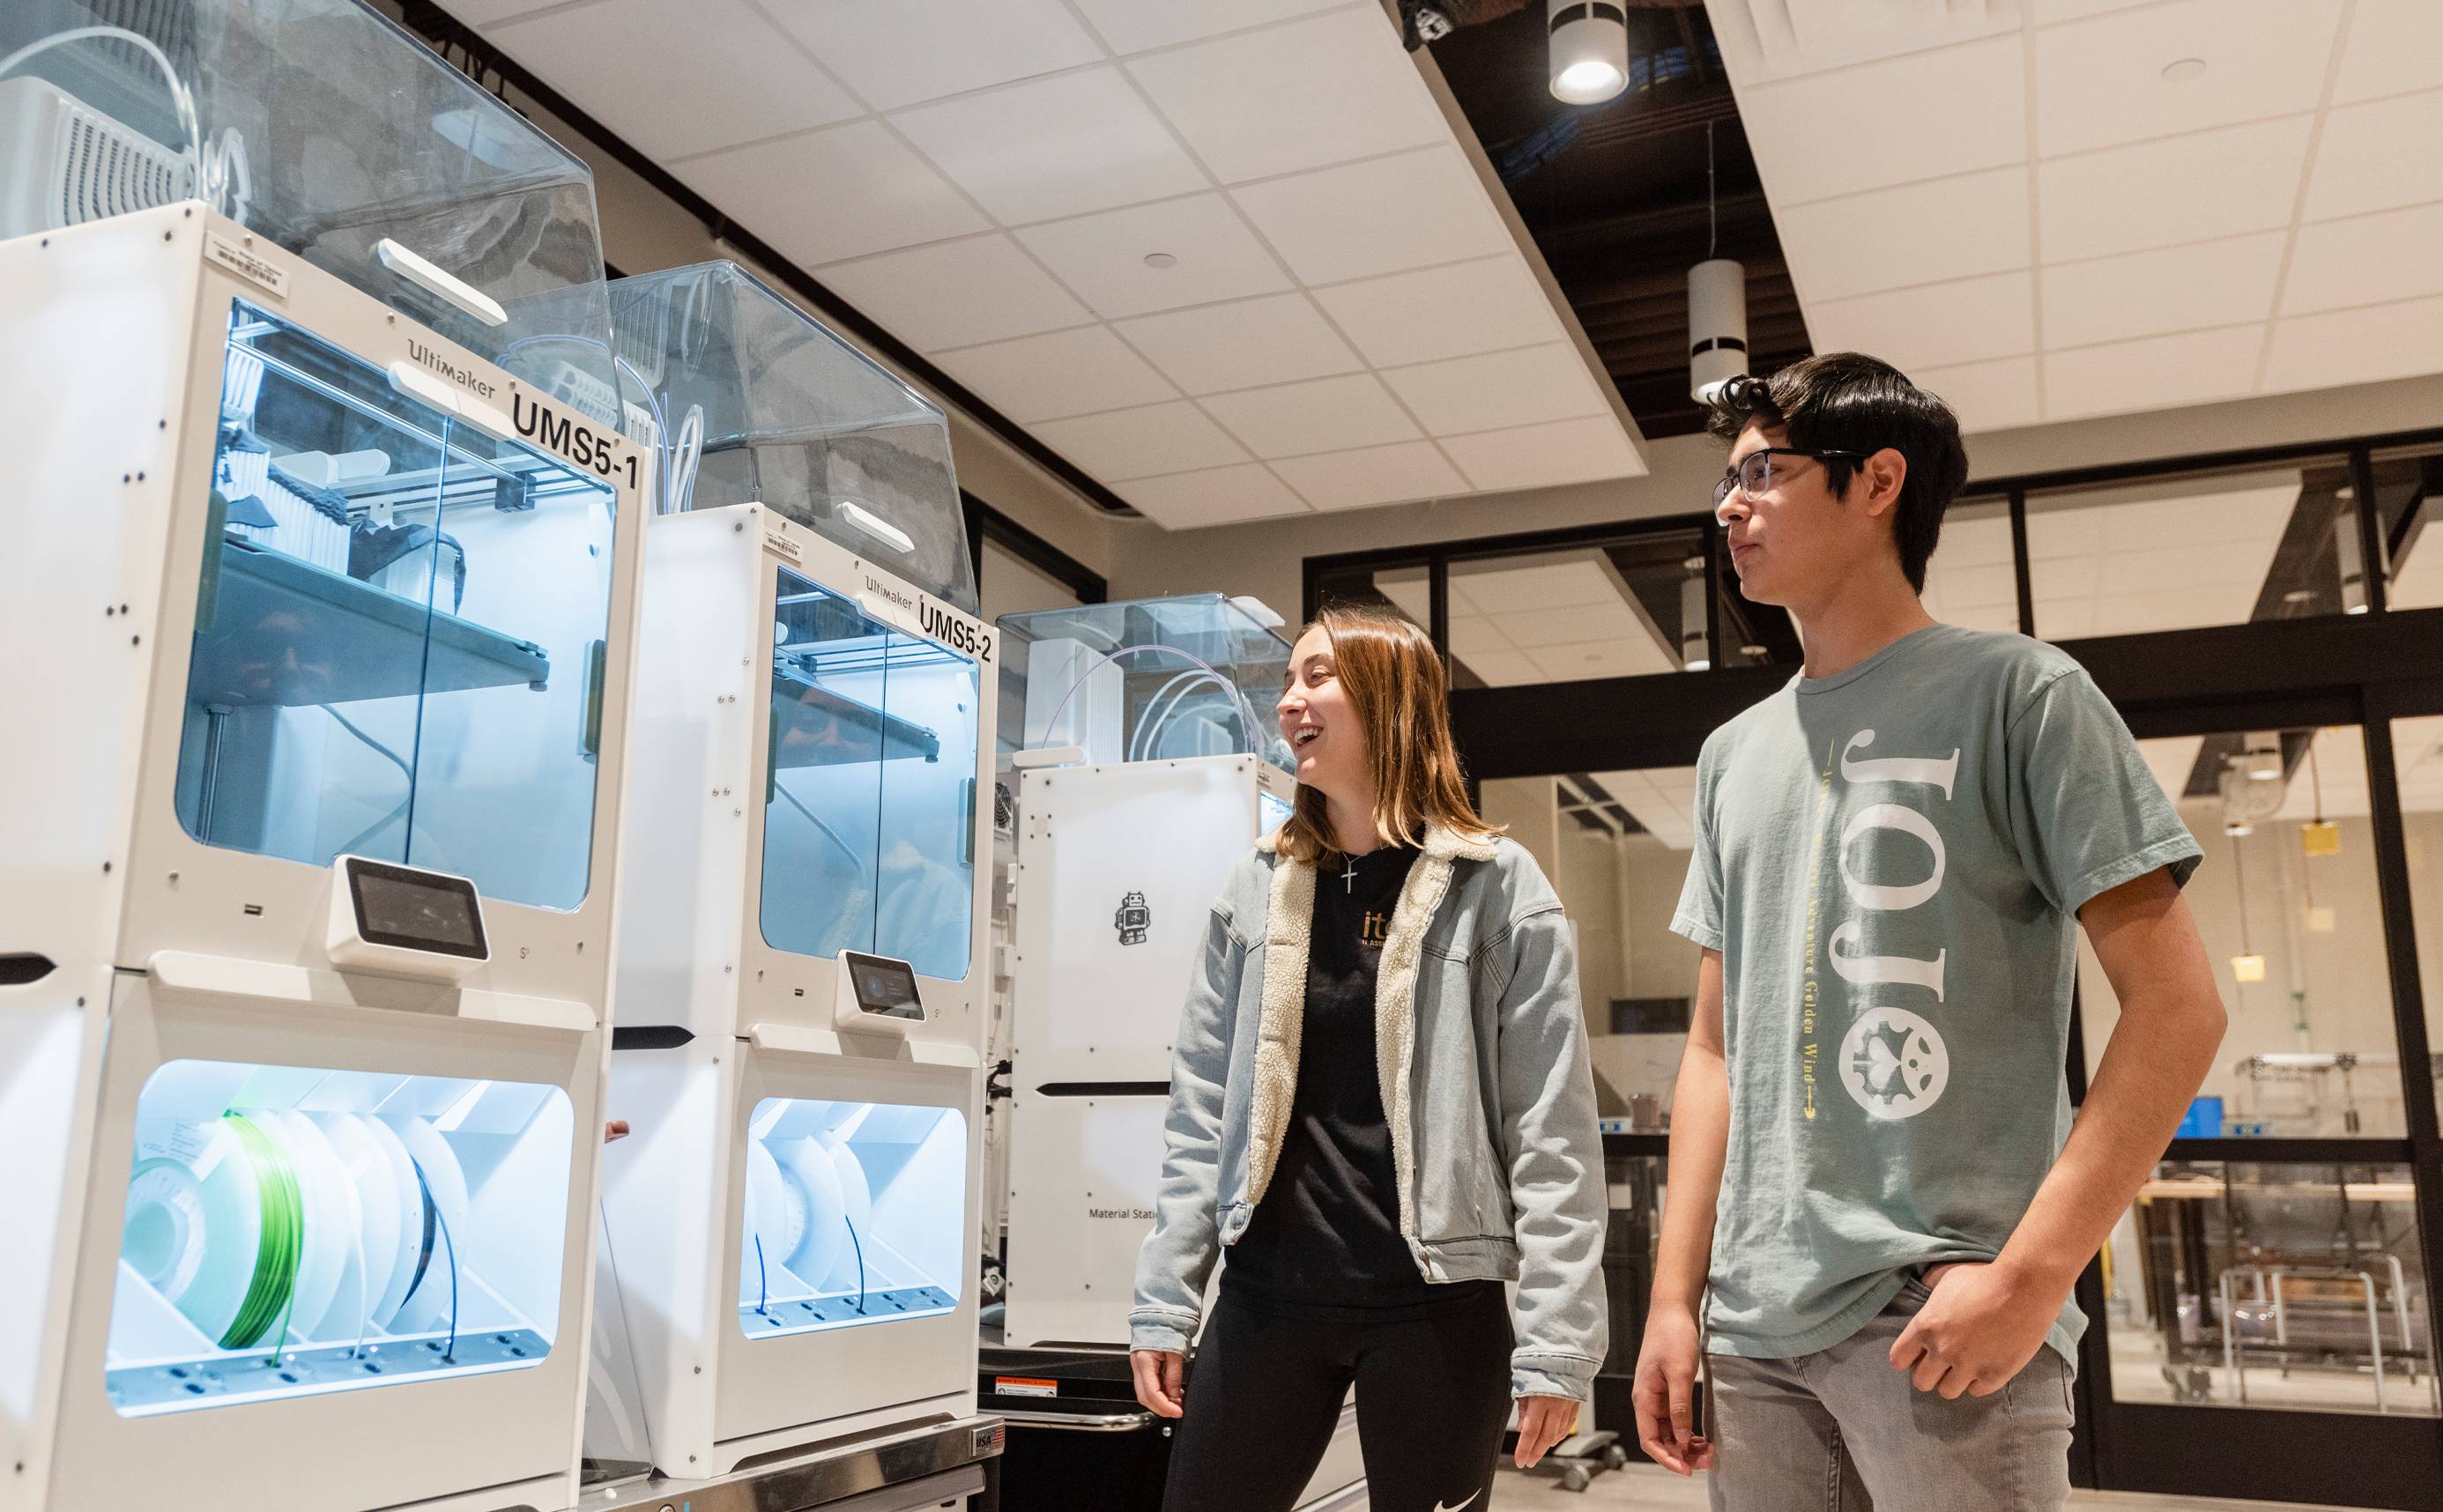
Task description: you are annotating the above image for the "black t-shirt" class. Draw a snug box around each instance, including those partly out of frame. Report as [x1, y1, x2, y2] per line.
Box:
[1224, 845, 1497, 1316]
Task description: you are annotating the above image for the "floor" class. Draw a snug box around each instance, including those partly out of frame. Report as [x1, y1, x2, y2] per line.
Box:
[1487, 1463, 2358, 1511]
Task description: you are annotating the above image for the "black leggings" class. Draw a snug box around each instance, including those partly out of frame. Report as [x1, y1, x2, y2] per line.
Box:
[1162, 1284, 1514, 1512]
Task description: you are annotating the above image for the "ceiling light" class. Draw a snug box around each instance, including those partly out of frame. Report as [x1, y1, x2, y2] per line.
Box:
[1142, 252, 1177, 270]
[2161, 56, 2207, 82]
[1549, 3, 1628, 105]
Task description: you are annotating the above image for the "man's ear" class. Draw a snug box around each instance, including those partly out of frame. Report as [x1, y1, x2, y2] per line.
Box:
[1855, 447, 1910, 521]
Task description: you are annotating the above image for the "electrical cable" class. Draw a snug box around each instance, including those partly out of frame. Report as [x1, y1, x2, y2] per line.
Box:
[1706, 119, 1719, 260]
[217, 1113, 303, 1352]
[346, 1214, 371, 1360]
[775, 780, 869, 878]
[327, 706, 418, 857]
[1126, 671, 1236, 761]
[434, 1196, 461, 1364]
[842, 1213, 868, 1316]
[1032, 644, 1253, 752]
[671, 404, 704, 515]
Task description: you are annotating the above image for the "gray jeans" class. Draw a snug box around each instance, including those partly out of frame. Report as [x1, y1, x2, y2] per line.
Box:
[1705, 1276, 2075, 1512]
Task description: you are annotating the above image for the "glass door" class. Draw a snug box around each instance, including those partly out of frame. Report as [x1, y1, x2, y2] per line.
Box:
[2074, 707, 2443, 1508]
[1477, 770, 1690, 1453]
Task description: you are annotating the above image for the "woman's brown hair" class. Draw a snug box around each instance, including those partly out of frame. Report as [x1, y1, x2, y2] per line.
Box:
[1273, 605, 1500, 865]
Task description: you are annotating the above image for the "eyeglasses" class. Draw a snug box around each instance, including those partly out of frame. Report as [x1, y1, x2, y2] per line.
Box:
[1712, 448, 1868, 509]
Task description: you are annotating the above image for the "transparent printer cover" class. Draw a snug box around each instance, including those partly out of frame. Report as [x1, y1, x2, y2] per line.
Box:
[0, 0, 620, 418]
[608, 261, 976, 613]
[998, 595, 1294, 774]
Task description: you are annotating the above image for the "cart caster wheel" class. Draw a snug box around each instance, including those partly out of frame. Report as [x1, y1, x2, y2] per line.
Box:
[1604, 1445, 1630, 1471]
[1561, 1466, 1591, 1493]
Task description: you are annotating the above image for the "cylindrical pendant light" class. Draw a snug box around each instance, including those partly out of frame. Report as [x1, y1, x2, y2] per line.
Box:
[1548, 2, 1629, 104]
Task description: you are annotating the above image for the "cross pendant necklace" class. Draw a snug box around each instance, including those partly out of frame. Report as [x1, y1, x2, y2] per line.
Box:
[1341, 856, 1359, 894]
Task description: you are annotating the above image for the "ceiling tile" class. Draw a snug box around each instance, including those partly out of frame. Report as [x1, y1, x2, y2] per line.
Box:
[1771, 168, 2031, 304]
[1380, 344, 1607, 437]
[1734, 34, 2025, 205]
[1718, 0, 2018, 82]
[1071, 0, 1350, 56]
[1452, 649, 1544, 686]
[1450, 558, 1628, 612]
[1015, 195, 1291, 318]
[1496, 598, 1644, 651]
[1124, 7, 1445, 184]
[1273, 441, 1468, 511]
[2263, 295, 2443, 393]
[2029, 0, 2159, 21]
[1803, 272, 2037, 373]
[889, 69, 1208, 226]
[1441, 417, 1645, 493]
[931, 325, 1177, 423]
[1229, 145, 1515, 286]
[2334, 0, 2443, 104]
[764, 0, 1104, 112]
[2037, 117, 2313, 262]
[449, 0, 561, 21]
[1526, 639, 1675, 683]
[1311, 257, 1561, 368]
[1117, 463, 1311, 529]
[2304, 90, 2443, 222]
[1912, 356, 2042, 434]
[1201, 374, 1421, 459]
[1031, 401, 1250, 482]
[2282, 204, 2443, 315]
[492, 0, 858, 163]
[2041, 233, 2286, 350]
[1444, 612, 1508, 660]
[677, 120, 988, 267]
[2031, 0, 2341, 158]
[814, 234, 1092, 351]
[2041, 325, 2266, 420]
[1113, 294, 1363, 394]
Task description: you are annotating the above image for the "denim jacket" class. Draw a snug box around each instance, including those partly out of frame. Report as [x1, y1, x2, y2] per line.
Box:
[1128, 822, 1610, 1401]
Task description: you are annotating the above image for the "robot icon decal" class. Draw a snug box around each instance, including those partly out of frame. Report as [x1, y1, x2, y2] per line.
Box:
[1838, 1006, 1949, 1121]
[1115, 891, 1150, 946]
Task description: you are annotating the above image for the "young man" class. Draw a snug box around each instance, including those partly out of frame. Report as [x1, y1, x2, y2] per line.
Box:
[1633, 354, 2227, 1510]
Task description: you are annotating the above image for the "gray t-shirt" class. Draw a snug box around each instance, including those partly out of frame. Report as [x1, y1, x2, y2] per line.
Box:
[1671, 625, 2202, 1366]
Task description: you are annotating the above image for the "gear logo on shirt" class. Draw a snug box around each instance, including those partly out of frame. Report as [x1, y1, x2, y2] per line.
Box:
[1838, 1006, 1949, 1120]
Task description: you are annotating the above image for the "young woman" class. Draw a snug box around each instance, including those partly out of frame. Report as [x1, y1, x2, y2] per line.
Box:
[1129, 606, 1608, 1512]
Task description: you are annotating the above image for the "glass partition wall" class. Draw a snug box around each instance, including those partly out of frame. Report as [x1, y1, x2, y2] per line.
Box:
[1311, 425, 2443, 1508]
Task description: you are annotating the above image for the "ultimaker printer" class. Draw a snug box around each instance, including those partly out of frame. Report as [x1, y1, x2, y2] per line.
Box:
[590, 262, 998, 1481]
[0, 2, 650, 1509]
[978, 597, 1371, 1511]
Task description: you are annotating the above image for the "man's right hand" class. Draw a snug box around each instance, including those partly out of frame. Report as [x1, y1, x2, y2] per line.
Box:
[1131, 1349, 1185, 1419]
[1630, 1304, 1714, 1475]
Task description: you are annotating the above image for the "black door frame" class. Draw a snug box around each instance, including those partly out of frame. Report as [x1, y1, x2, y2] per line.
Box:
[1318, 428, 2443, 1506]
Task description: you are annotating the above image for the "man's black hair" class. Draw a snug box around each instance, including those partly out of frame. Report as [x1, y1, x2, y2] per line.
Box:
[1704, 352, 1970, 594]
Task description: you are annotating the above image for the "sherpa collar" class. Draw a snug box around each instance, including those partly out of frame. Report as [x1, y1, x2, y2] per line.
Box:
[1244, 821, 1496, 1226]
[1255, 821, 1499, 863]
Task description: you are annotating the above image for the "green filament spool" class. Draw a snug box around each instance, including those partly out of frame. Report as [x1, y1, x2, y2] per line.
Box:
[217, 1113, 303, 1352]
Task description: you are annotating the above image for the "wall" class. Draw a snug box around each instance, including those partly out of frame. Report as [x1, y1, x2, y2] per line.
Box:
[1104, 374, 2443, 624]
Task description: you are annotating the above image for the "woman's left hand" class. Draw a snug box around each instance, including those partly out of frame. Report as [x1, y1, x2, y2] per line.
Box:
[1513, 1395, 1580, 1469]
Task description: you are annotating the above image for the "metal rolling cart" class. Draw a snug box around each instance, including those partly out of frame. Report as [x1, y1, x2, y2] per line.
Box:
[2135, 1167, 2435, 1413]
[583, 1415, 1006, 1512]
